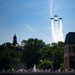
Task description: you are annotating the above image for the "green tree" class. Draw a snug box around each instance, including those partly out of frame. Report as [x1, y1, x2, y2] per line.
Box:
[51, 42, 64, 70]
[0, 44, 17, 71]
[2, 42, 13, 50]
[0, 39, 64, 71]
[37, 60, 53, 70]
[42, 44, 53, 60]
[60, 62, 64, 70]
[21, 38, 45, 69]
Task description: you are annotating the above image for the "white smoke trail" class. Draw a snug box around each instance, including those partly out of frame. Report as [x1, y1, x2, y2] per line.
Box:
[55, 16, 61, 43]
[25, 25, 50, 40]
[57, 20, 60, 39]
[59, 19, 64, 42]
[59, 19, 62, 34]
[50, 0, 56, 42]
[55, 20, 59, 43]
[51, 19, 55, 41]
[50, 0, 53, 17]
[50, 0, 64, 43]
[26, 25, 34, 31]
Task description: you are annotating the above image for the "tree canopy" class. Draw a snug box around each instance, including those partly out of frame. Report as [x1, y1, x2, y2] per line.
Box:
[0, 38, 64, 71]
[21, 38, 46, 69]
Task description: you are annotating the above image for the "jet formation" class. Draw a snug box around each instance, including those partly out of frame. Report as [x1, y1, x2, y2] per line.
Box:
[50, 15, 64, 43]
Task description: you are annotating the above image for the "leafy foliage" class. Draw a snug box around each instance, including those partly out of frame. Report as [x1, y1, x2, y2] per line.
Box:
[37, 60, 53, 70]
[0, 43, 19, 71]
[21, 38, 45, 69]
[60, 63, 64, 70]
[0, 39, 64, 71]
[51, 42, 64, 70]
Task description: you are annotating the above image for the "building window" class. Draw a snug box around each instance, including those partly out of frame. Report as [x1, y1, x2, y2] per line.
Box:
[73, 46, 75, 53]
[69, 47, 71, 53]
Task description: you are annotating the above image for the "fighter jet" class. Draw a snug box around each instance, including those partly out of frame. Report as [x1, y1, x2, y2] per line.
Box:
[51, 18, 54, 19]
[55, 20, 58, 21]
[59, 18, 62, 19]
[54, 15, 58, 17]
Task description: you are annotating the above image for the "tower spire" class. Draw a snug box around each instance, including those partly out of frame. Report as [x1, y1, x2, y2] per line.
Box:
[13, 34, 17, 46]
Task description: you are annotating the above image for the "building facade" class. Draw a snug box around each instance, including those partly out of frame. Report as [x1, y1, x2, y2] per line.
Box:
[64, 32, 75, 71]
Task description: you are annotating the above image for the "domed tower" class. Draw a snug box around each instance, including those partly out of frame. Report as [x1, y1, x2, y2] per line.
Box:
[13, 34, 17, 46]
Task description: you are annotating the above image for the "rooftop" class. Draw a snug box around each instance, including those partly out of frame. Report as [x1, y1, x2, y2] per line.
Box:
[65, 32, 75, 45]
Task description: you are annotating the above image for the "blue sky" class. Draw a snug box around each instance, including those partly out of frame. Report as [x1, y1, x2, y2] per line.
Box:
[0, 0, 75, 45]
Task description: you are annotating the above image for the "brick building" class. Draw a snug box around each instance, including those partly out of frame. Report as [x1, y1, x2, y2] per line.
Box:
[64, 32, 75, 71]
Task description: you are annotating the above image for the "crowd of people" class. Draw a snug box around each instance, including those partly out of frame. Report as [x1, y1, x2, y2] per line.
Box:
[16, 68, 75, 72]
